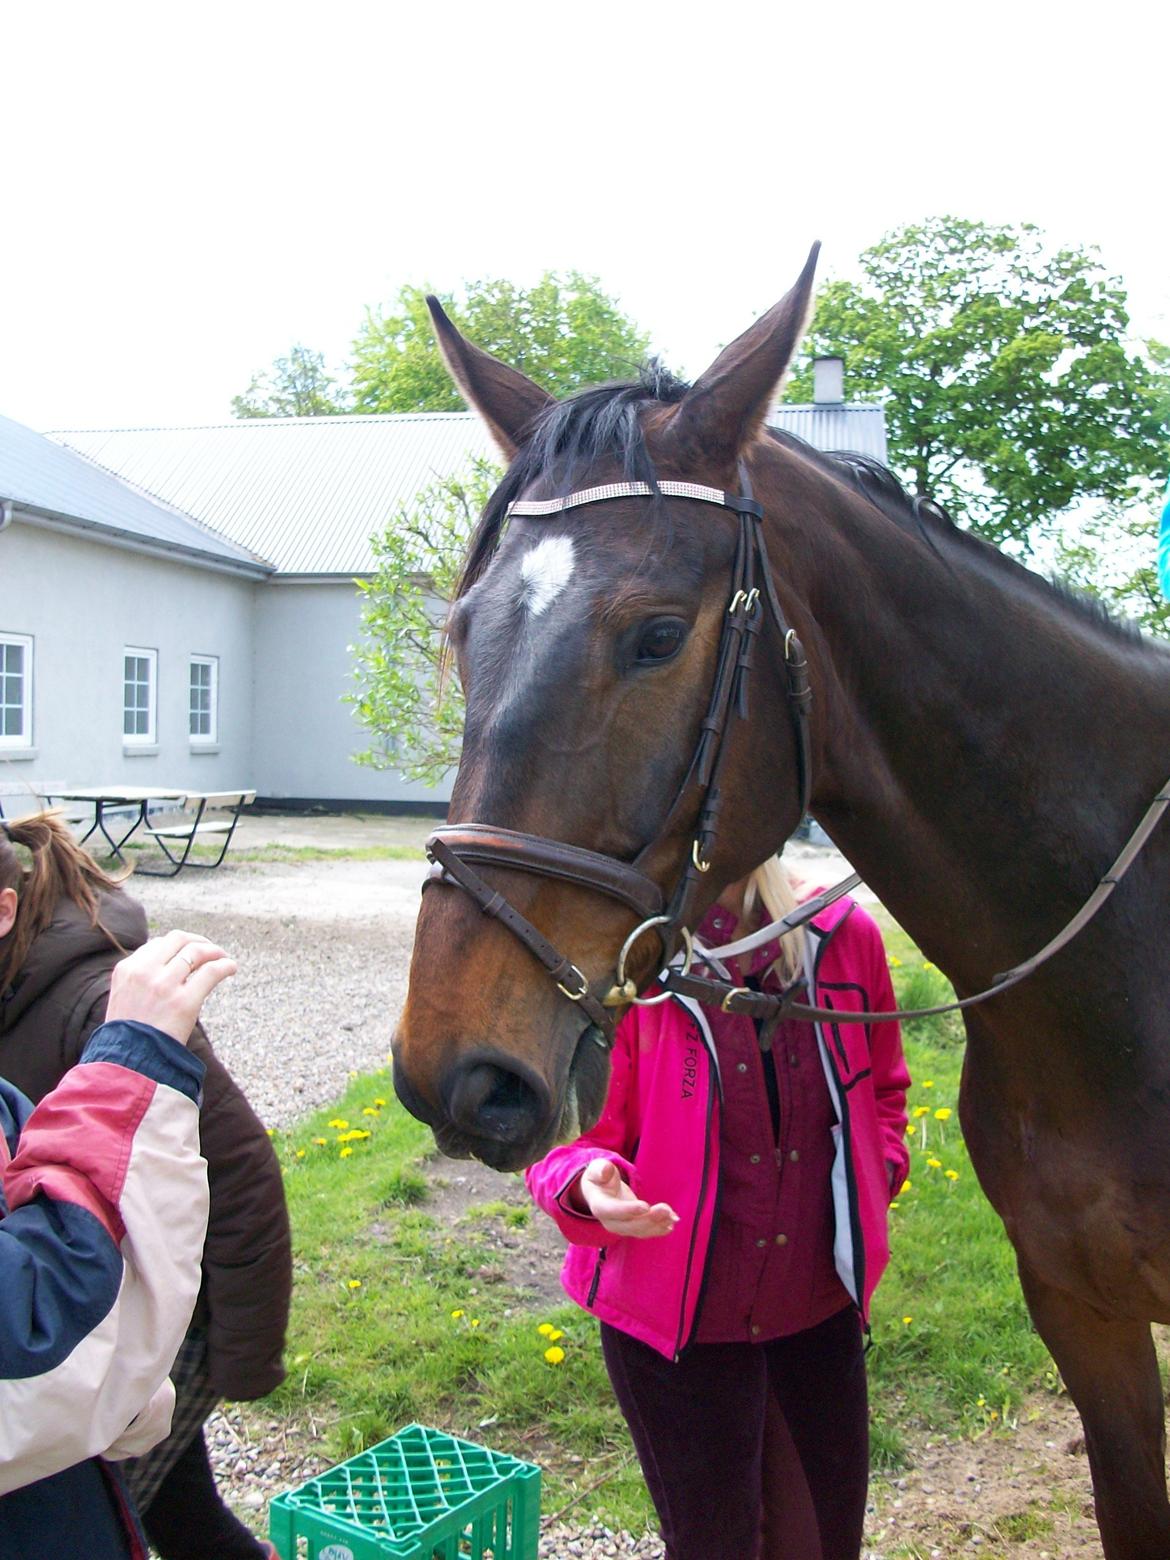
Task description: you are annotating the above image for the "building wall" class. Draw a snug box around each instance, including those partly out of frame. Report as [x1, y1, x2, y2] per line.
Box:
[251, 579, 451, 807]
[0, 521, 257, 809]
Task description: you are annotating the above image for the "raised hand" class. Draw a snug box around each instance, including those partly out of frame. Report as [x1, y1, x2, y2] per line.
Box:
[105, 931, 237, 1045]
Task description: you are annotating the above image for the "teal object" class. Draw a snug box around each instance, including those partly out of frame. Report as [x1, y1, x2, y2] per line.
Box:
[267, 1423, 541, 1560]
[1159, 477, 1170, 601]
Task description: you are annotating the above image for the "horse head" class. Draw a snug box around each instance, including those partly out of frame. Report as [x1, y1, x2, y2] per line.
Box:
[392, 247, 822, 1171]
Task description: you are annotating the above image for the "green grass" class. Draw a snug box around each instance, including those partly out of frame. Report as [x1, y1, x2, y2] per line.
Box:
[114, 841, 426, 866]
[258, 917, 1058, 1531]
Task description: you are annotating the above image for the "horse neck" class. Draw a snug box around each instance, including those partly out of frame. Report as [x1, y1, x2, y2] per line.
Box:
[764, 457, 1170, 987]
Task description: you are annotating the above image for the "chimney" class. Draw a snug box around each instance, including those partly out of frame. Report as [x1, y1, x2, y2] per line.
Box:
[812, 355, 844, 405]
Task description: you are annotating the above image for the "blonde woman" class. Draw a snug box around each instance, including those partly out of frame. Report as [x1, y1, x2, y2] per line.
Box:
[527, 855, 910, 1560]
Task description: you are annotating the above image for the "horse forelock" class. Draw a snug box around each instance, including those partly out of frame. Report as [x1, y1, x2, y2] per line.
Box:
[455, 361, 692, 602]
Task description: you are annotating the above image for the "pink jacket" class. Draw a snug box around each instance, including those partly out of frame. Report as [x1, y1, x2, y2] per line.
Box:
[525, 897, 910, 1360]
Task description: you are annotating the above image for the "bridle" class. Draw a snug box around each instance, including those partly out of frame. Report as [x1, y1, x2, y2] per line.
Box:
[424, 463, 813, 1046]
[425, 466, 1170, 1048]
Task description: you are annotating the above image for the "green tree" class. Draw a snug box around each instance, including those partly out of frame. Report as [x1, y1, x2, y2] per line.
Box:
[348, 462, 499, 783]
[783, 217, 1169, 548]
[232, 344, 348, 418]
[1053, 498, 1170, 638]
[351, 272, 649, 413]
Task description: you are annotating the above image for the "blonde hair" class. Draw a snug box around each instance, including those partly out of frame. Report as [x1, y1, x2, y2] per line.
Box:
[742, 855, 802, 986]
[0, 810, 129, 991]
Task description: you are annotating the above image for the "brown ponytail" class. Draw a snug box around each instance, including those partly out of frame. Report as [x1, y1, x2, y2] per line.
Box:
[0, 810, 130, 990]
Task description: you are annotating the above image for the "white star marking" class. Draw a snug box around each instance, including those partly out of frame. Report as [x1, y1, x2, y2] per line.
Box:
[520, 535, 576, 616]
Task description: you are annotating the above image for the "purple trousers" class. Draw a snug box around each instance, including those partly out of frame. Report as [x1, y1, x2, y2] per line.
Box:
[600, 1305, 868, 1560]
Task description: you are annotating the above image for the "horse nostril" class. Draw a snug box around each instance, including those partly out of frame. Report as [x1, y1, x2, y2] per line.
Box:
[446, 1059, 547, 1147]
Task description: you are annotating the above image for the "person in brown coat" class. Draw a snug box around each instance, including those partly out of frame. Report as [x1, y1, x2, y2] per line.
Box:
[0, 810, 291, 1560]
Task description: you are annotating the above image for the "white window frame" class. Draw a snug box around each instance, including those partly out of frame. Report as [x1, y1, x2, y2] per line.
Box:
[123, 646, 158, 745]
[0, 633, 33, 750]
[188, 654, 219, 745]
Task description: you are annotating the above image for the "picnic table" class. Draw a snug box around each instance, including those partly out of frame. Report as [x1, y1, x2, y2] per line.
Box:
[43, 786, 186, 861]
[43, 786, 255, 874]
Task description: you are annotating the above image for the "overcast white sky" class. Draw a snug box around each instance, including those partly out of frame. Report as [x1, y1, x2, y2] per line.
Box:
[2, 0, 1165, 433]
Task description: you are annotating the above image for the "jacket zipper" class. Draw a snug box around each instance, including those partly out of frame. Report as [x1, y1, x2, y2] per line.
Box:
[673, 1018, 720, 1359]
[587, 1245, 607, 1307]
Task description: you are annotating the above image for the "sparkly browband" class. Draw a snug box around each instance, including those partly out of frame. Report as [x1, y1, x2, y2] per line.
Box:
[507, 480, 763, 519]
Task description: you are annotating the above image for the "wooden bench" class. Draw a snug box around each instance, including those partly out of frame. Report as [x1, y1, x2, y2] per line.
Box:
[136, 789, 256, 876]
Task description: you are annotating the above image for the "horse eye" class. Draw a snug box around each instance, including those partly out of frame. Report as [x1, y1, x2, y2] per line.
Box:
[635, 617, 687, 665]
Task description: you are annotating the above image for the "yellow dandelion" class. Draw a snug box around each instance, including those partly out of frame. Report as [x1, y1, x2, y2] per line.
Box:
[295, 1149, 306, 1160]
[888, 955, 903, 968]
[922, 961, 937, 971]
[934, 1108, 952, 1122]
[927, 1157, 942, 1169]
[544, 1346, 566, 1364]
[339, 1146, 354, 1159]
[913, 1106, 930, 1118]
[470, 1318, 480, 1328]
[312, 1136, 328, 1146]
[546, 1328, 564, 1342]
[537, 1323, 556, 1337]
[328, 1118, 349, 1130]
[374, 1097, 386, 1107]
[900, 1179, 912, 1193]
[347, 1279, 362, 1290]
[945, 1169, 960, 1181]
[922, 1080, 934, 1089]
[889, 1200, 900, 1209]
[362, 1107, 380, 1117]
[902, 1316, 913, 1326]
[904, 1123, 914, 1136]
[265, 1127, 276, 1137]
[451, 1308, 465, 1320]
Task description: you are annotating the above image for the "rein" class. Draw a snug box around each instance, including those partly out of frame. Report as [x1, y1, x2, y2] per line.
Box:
[668, 777, 1170, 1033]
[424, 466, 1170, 1047]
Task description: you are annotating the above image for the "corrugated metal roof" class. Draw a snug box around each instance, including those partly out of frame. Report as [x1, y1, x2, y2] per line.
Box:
[51, 415, 497, 575]
[0, 411, 267, 572]
[771, 403, 888, 463]
[50, 403, 886, 576]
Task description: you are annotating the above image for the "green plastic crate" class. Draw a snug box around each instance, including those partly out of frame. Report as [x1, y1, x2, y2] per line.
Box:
[268, 1423, 541, 1560]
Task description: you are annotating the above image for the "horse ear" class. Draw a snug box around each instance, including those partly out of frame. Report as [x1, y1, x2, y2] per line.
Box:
[426, 295, 555, 461]
[666, 242, 821, 466]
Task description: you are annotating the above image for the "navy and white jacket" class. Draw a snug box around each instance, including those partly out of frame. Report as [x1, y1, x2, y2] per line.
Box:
[0, 1020, 208, 1559]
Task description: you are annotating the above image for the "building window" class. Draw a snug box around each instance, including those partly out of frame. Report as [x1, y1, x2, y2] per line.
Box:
[123, 647, 157, 743]
[0, 634, 33, 748]
[189, 655, 219, 743]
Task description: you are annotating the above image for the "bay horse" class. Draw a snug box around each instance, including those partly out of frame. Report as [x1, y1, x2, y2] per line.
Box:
[392, 246, 1170, 1558]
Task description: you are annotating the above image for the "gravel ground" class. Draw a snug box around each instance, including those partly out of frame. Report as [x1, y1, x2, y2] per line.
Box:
[131, 855, 428, 1129]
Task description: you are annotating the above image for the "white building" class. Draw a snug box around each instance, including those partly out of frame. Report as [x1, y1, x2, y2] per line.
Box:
[1, 368, 885, 813]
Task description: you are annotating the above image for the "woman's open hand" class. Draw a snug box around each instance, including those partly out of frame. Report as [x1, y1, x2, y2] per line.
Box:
[105, 931, 237, 1045]
[578, 1157, 679, 1239]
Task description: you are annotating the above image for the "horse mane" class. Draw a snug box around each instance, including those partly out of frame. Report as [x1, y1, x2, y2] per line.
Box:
[769, 430, 1147, 646]
[453, 369, 1147, 647]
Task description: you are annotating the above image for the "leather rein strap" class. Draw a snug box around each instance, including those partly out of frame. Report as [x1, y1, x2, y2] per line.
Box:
[665, 773, 1170, 1030]
[424, 465, 812, 1046]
